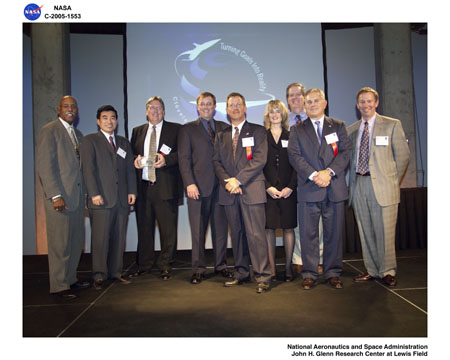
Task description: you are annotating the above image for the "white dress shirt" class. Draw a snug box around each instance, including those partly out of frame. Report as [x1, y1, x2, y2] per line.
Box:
[100, 129, 116, 148]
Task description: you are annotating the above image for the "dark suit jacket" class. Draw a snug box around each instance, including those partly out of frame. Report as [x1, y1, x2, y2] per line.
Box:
[36, 119, 84, 211]
[288, 116, 350, 203]
[178, 118, 230, 197]
[130, 120, 183, 201]
[80, 132, 137, 209]
[264, 128, 297, 191]
[213, 121, 268, 206]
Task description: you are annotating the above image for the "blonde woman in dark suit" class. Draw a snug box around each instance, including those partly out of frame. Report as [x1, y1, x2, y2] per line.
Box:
[263, 100, 297, 281]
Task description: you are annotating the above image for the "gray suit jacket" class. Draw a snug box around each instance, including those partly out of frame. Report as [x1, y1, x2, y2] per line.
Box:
[178, 118, 230, 197]
[80, 132, 137, 209]
[36, 119, 84, 211]
[213, 121, 268, 206]
[347, 113, 410, 207]
[288, 116, 351, 203]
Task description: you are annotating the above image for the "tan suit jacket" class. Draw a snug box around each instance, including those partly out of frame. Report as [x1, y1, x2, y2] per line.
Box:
[348, 114, 410, 207]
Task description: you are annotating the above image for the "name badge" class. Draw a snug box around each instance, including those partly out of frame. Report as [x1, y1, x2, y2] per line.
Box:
[325, 132, 339, 144]
[242, 137, 254, 147]
[160, 144, 172, 155]
[281, 140, 289, 148]
[117, 147, 126, 159]
[375, 136, 389, 146]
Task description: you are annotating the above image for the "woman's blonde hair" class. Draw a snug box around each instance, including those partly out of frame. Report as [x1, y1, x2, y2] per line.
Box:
[263, 100, 289, 130]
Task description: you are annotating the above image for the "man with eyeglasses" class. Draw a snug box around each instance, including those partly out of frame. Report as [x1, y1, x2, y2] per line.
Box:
[178, 92, 232, 284]
[288, 88, 350, 290]
[130, 96, 183, 281]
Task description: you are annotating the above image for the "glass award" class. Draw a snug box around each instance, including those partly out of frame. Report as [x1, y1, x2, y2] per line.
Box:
[138, 155, 155, 167]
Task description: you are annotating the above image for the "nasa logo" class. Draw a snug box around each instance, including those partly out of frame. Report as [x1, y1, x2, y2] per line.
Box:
[173, 39, 274, 123]
[24, 3, 43, 21]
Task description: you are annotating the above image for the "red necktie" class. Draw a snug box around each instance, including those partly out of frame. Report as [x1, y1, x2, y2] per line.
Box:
[109, 136, 116, 152]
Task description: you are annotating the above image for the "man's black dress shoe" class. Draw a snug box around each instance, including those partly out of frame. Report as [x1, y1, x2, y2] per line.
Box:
[256, 282, 270, 294]
[353, 273, 374, 282]
[160, 270, 171, 281]
[224, 277, 250, 287]
[190, 273, 203, 284]
[54, 290, 77, 300]
[328, 277, 344, 289]
[93, 279, 104, 290]
[382, 274, 397, 287]
[215, 268, 234, 278]
[70, 281, 90, 290]
[302, 278, 316, 290]
[115, 276, 131, 284]
[129, 269, 149, 278]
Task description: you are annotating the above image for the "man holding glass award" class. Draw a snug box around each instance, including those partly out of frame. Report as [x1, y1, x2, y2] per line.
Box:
[130, 96, 183, 281]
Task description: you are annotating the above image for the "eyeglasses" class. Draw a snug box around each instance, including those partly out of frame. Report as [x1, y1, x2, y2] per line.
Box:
[147, 106, 163, 111]
[228, 103, 243, 109]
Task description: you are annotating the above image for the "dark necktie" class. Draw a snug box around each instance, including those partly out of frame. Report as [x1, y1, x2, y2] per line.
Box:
[207, 120, 215, 144]
[109, 136, 116, 152]
[296, 115, 302, 124]
[232, 127, 239, 159]
[357, 121, 370, 174]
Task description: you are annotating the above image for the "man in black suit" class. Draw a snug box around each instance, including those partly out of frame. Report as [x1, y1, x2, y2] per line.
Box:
[130, 96, 183, 280]
[213, 92, 271, 294]
[288, 88, 351, 290]
[178, 92, 232, 284]
[80, 105, 137, 290]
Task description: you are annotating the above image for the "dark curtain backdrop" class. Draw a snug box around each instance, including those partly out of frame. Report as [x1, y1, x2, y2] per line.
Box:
[344, 187, 427, 253]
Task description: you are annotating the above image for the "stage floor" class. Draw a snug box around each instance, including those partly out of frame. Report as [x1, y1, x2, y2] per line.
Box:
[23, 249, 427, 337]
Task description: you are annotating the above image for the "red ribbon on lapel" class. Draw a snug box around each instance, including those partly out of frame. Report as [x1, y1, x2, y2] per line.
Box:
[331, 142, 338, 157]
[246, 146, 252, 160]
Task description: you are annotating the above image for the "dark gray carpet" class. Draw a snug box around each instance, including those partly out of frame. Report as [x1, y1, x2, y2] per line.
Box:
[23, 249, 427, 337]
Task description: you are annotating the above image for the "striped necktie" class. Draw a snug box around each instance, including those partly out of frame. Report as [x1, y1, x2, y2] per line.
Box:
[232, 127, 239, 159]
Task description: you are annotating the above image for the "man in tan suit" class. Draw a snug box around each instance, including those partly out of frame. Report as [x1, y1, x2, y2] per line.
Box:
[347, 87, 410, 287]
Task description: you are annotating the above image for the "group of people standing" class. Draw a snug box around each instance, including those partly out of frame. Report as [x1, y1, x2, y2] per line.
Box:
[36, 83, 410, 299]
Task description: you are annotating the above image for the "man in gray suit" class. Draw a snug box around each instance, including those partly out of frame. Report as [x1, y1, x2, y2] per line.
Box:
[178, 92, 232, 284]
[80, 105, 137, 290]
[348, 87, 410, 287]
[36, 95, 88, 299]
[288, 88, 351, 290]
[213, 92, 271, 294]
